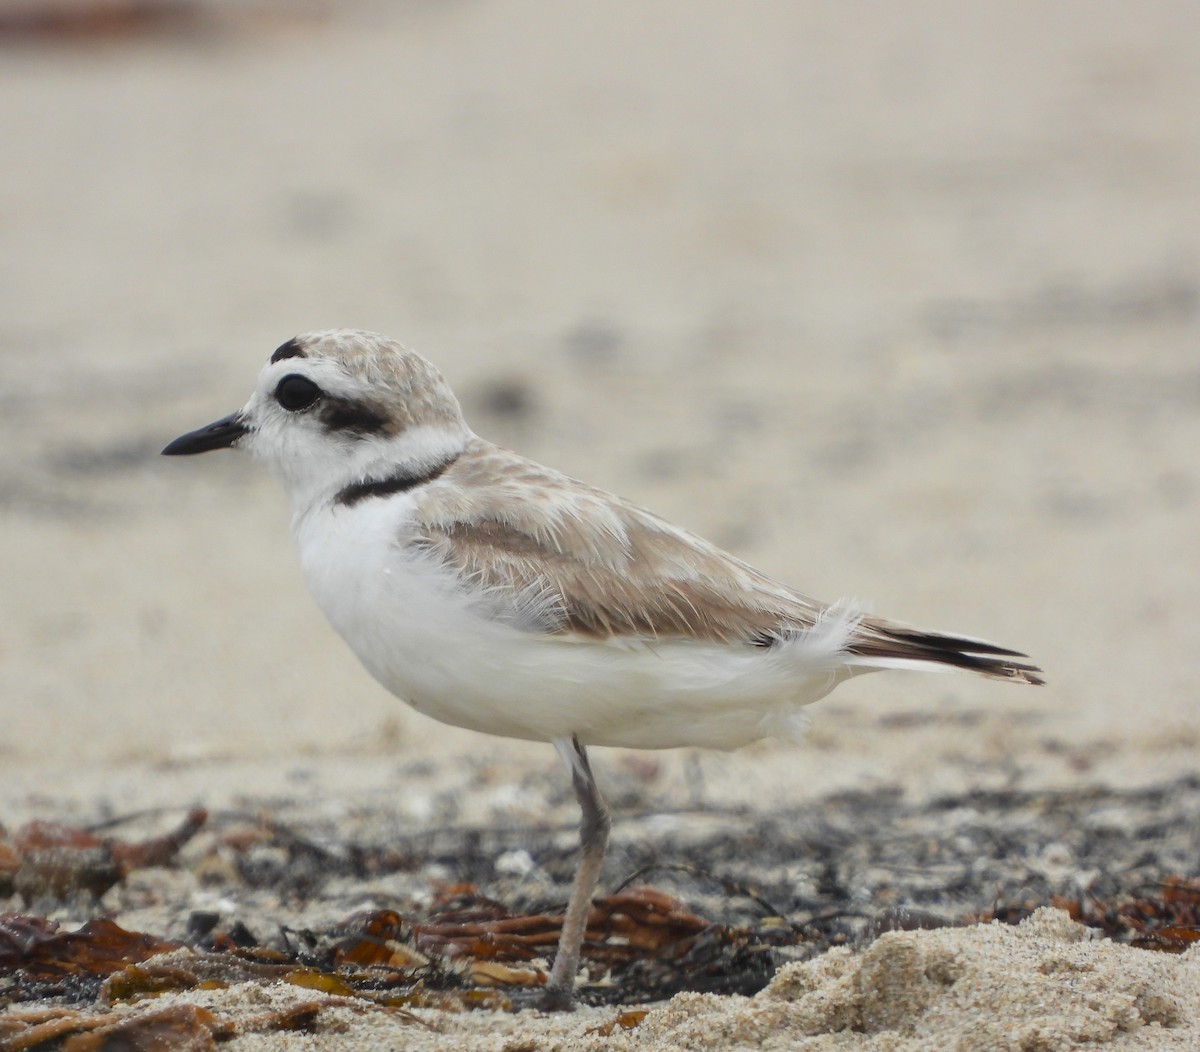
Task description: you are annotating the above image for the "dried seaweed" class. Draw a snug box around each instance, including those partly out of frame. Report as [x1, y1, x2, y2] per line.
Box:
[983, 877, 1200, 953]
[0, 811, 206, 904]
[1, 777, 1199, 1033]
[0, 1000, 330, 1050]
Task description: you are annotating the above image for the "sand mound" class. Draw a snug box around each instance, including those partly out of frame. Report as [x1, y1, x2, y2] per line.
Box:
[637, 909, 1199, 1051]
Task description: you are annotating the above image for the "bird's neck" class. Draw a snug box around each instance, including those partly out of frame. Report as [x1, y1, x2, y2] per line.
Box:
[272, 424, 473, 518]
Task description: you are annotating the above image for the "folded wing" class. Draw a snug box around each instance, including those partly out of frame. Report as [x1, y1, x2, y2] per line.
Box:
[411, 440, 1043, 685]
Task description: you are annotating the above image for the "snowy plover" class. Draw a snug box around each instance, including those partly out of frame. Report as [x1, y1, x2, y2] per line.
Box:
[163, 329, 1042, 1009]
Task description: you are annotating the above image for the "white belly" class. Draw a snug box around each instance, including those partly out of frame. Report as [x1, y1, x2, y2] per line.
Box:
[293, 500, 854, 750]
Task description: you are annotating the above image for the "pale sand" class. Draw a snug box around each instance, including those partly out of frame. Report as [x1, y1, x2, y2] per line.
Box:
[1, 1, 1198, 1047]
[19, 910, 1199, 1050]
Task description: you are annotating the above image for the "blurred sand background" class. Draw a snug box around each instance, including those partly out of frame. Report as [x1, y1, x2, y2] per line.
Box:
[1, 0, 1198, 1045]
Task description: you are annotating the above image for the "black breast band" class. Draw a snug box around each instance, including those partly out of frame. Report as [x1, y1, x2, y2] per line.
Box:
[334, 455, 459, 507]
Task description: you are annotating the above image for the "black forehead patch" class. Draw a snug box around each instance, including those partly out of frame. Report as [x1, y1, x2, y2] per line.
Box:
[270, 338, 306, 364]
[319, 395, 389, 437]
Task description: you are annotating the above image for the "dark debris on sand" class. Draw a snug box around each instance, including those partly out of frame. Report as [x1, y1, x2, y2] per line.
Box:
[1, 776, 1198, 1036]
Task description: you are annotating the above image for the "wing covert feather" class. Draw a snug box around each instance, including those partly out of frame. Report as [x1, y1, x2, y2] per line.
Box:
[410, 441, 823, 644]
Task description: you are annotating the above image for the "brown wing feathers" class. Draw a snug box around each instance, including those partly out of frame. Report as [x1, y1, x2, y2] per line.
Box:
[424, 517, 819, 644]
[413, 440, 1043, 684]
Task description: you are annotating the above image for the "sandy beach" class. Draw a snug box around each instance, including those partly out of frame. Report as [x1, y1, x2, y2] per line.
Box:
[2, 1, 1199, 1047]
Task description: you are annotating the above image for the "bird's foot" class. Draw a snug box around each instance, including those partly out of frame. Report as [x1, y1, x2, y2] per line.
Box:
[538, 982, 577, 1013]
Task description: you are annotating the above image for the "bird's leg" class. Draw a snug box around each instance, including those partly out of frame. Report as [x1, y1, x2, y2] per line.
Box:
[541, 735, 611, 1011]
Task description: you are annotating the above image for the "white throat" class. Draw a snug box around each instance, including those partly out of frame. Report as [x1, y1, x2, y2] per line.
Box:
[248, 422, 472, 517]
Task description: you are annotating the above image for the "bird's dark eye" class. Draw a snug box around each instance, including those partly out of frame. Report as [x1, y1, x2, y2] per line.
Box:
[275, 374, 322, 412]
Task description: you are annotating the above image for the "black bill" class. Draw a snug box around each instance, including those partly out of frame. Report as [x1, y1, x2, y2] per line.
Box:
[161, 413, 248, 456]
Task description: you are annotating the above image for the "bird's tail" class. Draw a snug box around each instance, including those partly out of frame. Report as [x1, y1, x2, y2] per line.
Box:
[843, 616, 1044, 685]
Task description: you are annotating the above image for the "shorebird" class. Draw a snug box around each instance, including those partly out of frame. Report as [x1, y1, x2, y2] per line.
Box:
[163, 329, 1042, 1008]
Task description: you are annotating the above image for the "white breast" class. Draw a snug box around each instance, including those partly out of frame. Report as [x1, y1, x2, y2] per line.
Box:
[291, 497, 856, 750]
